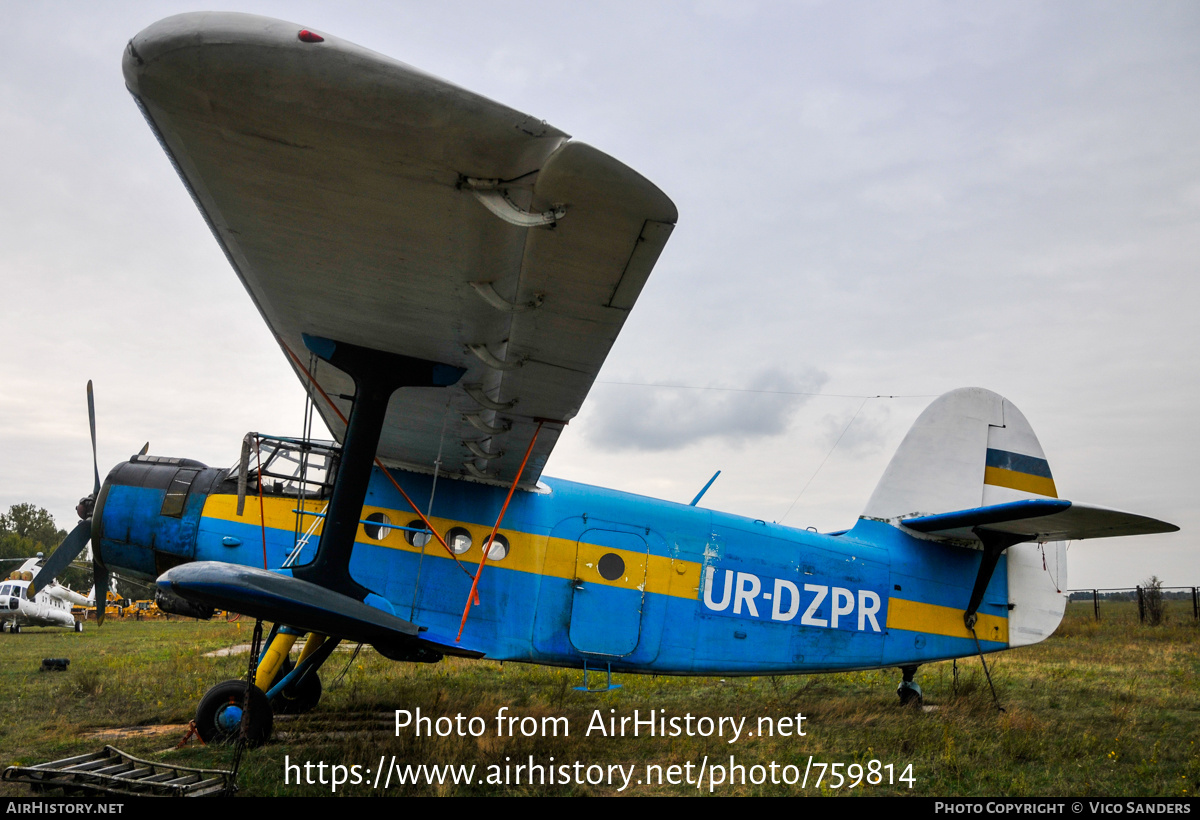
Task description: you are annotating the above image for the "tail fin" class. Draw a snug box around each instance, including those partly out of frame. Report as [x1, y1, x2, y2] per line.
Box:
[861, 387, 1176, 647]
[863, 387, 1056, 521]
[862, 386, 1176, 541]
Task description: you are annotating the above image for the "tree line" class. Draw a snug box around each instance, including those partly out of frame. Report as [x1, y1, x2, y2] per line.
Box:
[0, 503, 91, 589]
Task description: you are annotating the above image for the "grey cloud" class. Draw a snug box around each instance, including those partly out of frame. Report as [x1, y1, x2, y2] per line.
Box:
[585, 368, 828, 452]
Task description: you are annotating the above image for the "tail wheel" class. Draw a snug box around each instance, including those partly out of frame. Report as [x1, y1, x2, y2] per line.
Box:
[195, 680, 273, 746]
[897, 680, 923, 707]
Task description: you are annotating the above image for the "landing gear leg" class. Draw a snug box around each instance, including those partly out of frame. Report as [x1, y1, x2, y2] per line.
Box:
[253, 626, 300, 693]
[897, 665, 922, 706]
[271, 633, 328, 715]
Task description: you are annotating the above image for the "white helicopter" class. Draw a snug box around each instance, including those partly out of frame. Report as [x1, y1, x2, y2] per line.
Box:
[0, 556, 89, 633]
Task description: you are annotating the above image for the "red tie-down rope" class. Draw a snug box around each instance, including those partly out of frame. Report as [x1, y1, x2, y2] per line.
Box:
[457, 420, 543, 642]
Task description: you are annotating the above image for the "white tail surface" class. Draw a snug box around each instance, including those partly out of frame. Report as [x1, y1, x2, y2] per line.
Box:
[863, 387, 1175, 648]
[1007, 540, 1067, 647]
[863, 387, 1066, 646]
[863, 387, 1056, 522]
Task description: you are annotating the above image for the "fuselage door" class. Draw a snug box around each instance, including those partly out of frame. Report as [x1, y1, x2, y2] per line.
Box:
[569, 529, 648, 657]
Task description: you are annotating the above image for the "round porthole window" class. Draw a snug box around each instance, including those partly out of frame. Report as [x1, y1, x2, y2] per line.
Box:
[404, 519, 431, 547]
[364, 512, 391, 540]
[597, 552, 625, 581]
[447, 527, 473, 555]
[484, 533, 509, 561]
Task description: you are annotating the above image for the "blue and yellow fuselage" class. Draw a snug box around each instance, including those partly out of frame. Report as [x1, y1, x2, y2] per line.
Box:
[96, 457, 1010, 675]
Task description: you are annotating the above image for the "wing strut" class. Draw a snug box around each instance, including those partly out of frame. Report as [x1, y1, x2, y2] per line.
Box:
[288, 335, 463, 600]
[456, 420, 544, 642]
[282, 342, 479, 586]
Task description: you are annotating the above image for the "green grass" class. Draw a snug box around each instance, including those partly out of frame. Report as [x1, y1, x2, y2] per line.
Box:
[0, 604, 1195, 797]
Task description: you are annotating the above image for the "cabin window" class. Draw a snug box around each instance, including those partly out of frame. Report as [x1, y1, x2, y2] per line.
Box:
[446, 527, 472, 555]
[160, 468, 200, 517]
[0, 585, 9, 596]
[484, 534, 509, 561]
[598, 552, 625, 581]
[364, 512, 392, 540]
[404, 520, 431, 548]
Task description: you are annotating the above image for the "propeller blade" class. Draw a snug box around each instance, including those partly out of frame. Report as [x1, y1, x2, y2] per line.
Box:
[30, 519, 92, 593]
[94, 563, 109, 626]
[87, 381, 100, 496]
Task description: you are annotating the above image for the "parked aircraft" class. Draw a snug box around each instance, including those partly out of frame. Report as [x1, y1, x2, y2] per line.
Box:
[37, 13, 1177, 744]
[2, 558, 87, 633]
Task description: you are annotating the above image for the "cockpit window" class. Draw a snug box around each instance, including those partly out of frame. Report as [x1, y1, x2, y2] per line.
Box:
[160, 468, 200, 517]
[227, 435, 340, 500]
[0, 585, 9, 596]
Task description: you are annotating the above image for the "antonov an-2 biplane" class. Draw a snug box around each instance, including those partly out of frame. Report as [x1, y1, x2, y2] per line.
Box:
[38, 13, 1177, 744]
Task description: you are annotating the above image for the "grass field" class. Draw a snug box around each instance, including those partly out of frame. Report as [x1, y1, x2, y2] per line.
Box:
[0, 601, 1195, 797]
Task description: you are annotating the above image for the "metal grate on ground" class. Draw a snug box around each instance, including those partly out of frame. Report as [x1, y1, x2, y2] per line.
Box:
[3, 745, 234, 797]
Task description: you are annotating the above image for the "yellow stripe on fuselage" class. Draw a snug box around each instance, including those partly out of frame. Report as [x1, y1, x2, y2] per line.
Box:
[983, 466, 1058, 498]
[202, 494, 1007, 644]
[200, 494, 702, 600]
[886, 597, 1009, 644]
[202, 493, 328, 533]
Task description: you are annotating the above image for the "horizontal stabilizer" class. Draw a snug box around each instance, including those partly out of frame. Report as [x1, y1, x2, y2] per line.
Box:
[158, 562, 423, 648]
[901, 499, 1178, 542]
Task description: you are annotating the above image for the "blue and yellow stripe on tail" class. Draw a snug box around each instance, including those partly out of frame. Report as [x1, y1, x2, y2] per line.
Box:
[983, 447, 1057, 498]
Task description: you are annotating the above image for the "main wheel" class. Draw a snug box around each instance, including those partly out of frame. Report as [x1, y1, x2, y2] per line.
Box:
[195, 680, 273, 746]
[274, 669, 322, 715]
[73, 621, 83, 633]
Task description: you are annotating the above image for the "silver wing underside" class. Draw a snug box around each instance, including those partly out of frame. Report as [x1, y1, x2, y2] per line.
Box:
[123, 12, 677, 488]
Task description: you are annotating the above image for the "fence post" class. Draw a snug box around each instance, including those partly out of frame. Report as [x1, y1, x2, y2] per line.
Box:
[1193, 587, 1198, 623]
[1092, 589, 1100, 621]
[1137, 586, 1145, 624]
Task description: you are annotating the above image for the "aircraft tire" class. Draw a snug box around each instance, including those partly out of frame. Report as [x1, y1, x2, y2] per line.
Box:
[897, 681, 923, 707]
[195, 680, 274, 747]
[274, 669, 322, 715]
[74, 621, 83, 633]
[12, 624, 20, 634]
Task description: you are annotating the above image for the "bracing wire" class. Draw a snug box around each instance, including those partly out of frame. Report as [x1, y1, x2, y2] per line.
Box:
[596, 381, 932, 400]
[778, 397, 870, 525]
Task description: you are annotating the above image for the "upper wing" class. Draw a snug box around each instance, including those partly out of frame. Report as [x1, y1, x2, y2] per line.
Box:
[123, 12, 677, 488]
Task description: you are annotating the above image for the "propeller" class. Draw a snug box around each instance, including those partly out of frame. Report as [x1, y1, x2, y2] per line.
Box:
[30, 381, 112, 623]
[88, 381, 100, 499]
[29, 520, 92, 593]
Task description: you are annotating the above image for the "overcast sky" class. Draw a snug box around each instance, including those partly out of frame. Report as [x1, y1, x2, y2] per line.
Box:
[0, 1, 1195, 589]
